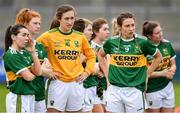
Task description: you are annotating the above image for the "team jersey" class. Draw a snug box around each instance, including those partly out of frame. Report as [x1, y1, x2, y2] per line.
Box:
[36, 28, 95, 82]
[147, 39, 176, 93]
[4, 47, 35, 95]
[83, 40, 102, 88]
[103, 35, 157, 91]
[32, 41, 47, 101]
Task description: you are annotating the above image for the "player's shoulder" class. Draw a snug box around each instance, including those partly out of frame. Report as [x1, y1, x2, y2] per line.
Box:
[161, 39, 170, 43]
[72, 29, 83, 35]
[48, 27, 59, 33]
[134, 34, 148, 40]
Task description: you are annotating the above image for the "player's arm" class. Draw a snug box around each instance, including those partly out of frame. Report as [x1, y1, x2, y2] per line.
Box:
[25, 37, 42, 76]
[166, 57, 176, 79]
[76, 36, 96, 83]
[41, 59, 58, 80]
[98, 48, 108, 77]
[30, 51, 42, 76]
[19, 69, 36, 81]
[82, 36, 96, 76]
[147, 50, 162, 78]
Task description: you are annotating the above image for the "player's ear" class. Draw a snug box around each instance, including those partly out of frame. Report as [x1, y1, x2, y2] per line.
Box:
[11, 35, 16, 40]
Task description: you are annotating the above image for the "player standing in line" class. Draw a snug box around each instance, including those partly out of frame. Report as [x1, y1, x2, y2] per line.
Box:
[73, 18, 86, 33]
[83, 18, 110, 113]
[73, 18, 109, 113]
[36, 4, 96, 113]
[98, 12, 162, 113]
[73, 18, 93, 64]
[82, 18, 94, 41]
[142, 21, 176, 113]
[4, 24, 42, 113]
[15, 8, 56, 113]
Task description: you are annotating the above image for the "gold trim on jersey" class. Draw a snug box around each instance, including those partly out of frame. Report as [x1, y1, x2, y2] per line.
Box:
[6, 66, 31, 81]
[147, 55, 170, 71]
[110, 54, 147, 67]
[6, 71, 22, 81]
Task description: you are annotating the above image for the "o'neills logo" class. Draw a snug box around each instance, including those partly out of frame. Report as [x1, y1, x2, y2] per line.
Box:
[54, 50, 79, 60]
[110, 54, 146, 67]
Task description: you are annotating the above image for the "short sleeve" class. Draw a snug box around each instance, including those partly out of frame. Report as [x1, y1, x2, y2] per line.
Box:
[142, 39, 158, 56]
[103, 39, 111, 54]
[4, 53, 29, 75]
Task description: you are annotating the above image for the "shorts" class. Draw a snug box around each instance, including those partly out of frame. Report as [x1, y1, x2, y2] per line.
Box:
[47, 79, 84, 111]
[35, 99, 46, 113]
[106, 85, 146, 113]
[6, 92, 35, 113]
[146, 82, 174, 109]
[83, 86, 101, 112]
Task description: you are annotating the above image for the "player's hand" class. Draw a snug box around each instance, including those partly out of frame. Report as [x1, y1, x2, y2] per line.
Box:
[25, 37, 36, 53]
[97, 70, 104, 78]
[76, 72, 88, 84]
[163, 68, 174, 80]
[41, 60, 60, 80]
[50, 72, 59, 80]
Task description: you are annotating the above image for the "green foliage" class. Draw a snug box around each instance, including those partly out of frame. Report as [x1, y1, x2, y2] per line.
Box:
[0, 84, 8, 112]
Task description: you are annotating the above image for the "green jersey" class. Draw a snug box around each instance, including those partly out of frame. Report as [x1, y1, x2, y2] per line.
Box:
[83, 40, 101, 88]
[103, 35, 157, 91]
[147, 39, 176, 93]
[4, 47, 35, 95]
[32, 41, 48, 101]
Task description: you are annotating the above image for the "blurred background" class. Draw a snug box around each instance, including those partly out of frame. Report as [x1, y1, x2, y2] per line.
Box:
[0, 0, 180, 111]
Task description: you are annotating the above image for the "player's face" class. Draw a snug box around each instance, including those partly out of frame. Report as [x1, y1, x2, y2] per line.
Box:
[151, 25, 163, 43]
[13, 28, 30, 49]
[26, 17, 41, 36]
[96, 23, 110, 41]
[83, 24, 93, 41]
[59, 10, 75, 32]
[120, 18, 135, 39]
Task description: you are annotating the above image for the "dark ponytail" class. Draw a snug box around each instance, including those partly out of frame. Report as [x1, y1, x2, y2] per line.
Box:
[50, 18, 60, 30]
[142, 20, 159, 37]
[4, 24, 26, 52]
[5, 26, 13, 52]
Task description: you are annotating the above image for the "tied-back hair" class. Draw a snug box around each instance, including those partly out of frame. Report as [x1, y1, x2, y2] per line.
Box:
[117, 12, 135, 27]
[15, 8, 41, 25]
[142, 20, 159, 38]
[50, 4, 76, 30]
[5, 24, 26, 52]
[56, 4, 76, 20]
[73, 18, 85, 32]
[91, 18, 108, 41]
[111, 17, 119, 36]
[50, 18, 60, 30]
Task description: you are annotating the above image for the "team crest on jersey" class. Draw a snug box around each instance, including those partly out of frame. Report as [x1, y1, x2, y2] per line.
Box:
[74, 41, 79, 47]
[24, 56, 31, 65]
[112, 47, 120, 53]
[123, 45, 131, 52]
[65, 39, 70, 46]
[50, 100, 54, 106]
[54, 42, 61, 47]
[134, 45, 142, 54]
[163, 48, 168, 55]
